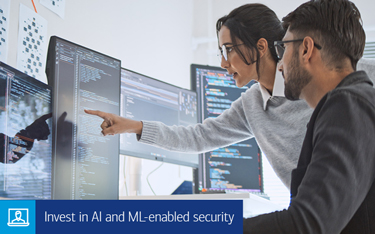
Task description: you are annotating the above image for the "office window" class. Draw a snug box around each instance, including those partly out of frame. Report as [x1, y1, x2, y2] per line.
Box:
[262, 154, 290, 208]
[364, 41, 375, 58]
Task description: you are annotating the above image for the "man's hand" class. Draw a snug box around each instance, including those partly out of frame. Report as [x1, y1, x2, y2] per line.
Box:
[21, 113, 52, 141]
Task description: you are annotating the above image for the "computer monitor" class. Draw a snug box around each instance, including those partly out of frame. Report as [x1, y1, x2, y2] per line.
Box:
[120, 68, 198, 167]
[0, 62, 53, 199]
[191, 64, 263, 193]
[46, 36, 121, 199]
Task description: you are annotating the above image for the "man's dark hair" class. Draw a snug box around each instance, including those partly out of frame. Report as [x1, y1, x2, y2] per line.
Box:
[282, 0, 365, 70]
[216, 4, 285, 78]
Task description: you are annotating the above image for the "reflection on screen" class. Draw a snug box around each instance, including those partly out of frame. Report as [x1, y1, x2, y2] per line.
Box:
[192, 64, 263, 193]
[47, 36, 121, 200]
[120, 68, 198, 167]
[0, 62, 52, 199]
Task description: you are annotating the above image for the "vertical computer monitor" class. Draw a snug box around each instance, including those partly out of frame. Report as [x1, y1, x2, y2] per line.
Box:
[46, 36, 121, 199]
[120, 68, 198, 167]
[0, 62, 53, 199]
[191, 64, 263, 193]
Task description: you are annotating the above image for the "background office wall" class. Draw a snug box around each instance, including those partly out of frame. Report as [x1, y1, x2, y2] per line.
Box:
[8, 0, 195, 88]
[192, 0, 375, 66]
[5, 0, 375, 204]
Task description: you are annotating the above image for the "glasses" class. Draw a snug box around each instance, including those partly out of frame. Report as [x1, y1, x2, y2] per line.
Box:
[274, 39, 322, 59]
[217, 44, 244, 62]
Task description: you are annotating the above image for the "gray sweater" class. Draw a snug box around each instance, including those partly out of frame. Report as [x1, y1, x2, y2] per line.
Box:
[139, 78, 312, 189]
[138, 58, 375, 189]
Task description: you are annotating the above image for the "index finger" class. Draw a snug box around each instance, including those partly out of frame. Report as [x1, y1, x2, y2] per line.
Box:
[39, 112, 53, 121]
[57, 112, 68, 125]
[84, 109, 109, 119]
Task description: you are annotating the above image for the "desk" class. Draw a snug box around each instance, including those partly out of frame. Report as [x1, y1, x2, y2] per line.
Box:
[120, 193, 283, 218]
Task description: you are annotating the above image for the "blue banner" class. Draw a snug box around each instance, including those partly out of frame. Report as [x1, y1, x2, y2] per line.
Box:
[0, 200, 242, 234]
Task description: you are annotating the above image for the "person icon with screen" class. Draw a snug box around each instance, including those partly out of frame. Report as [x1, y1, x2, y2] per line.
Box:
[10, 210, 26, 224]
[7, 209, 30, 227]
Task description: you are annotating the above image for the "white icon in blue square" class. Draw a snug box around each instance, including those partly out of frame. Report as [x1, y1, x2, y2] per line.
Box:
[0, 200, 35, 234]
[8, 208, 30, 227]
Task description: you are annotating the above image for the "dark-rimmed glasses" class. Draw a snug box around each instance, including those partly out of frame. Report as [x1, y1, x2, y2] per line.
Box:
[274, 39, 322, 59]
[217, 44, 244, 62]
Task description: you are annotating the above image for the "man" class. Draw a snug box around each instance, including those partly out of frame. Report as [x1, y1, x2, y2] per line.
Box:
[243, 0, 375, 233]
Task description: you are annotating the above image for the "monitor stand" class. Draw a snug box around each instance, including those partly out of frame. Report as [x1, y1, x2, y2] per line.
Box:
[125, 156, 143, 196]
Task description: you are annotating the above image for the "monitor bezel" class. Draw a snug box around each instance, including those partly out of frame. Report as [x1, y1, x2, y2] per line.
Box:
[46, 36, 121, 200]
[46, 36, 121, 87]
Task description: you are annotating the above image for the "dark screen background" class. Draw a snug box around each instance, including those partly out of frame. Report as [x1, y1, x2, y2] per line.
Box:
[193, 64, 262, 193]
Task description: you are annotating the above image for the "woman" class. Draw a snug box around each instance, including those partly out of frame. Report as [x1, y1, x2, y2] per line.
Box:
[85, 3, 313, 189]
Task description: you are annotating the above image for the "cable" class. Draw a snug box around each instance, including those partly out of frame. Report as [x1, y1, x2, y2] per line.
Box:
[146, 162, 164, 195]
[123, 155, 128, 196]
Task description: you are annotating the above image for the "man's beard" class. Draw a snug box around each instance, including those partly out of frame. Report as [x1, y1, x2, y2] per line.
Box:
[284, 52, 313, 101]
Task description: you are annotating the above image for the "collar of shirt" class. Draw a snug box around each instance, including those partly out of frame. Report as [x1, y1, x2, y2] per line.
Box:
[259, 71, 285, 110]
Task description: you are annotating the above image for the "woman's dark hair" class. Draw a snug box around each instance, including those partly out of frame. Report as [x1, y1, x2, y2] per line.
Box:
[282, 0, 365, 70]
[216, 4, 285, 78]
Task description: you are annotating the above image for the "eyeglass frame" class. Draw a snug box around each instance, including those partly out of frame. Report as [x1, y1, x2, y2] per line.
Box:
[274, 39, 322, 60]
[218, 43, 245, 62]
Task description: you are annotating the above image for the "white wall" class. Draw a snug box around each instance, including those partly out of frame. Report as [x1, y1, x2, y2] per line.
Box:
[8, 0, 194, 88]
[192, 0, 375, 68]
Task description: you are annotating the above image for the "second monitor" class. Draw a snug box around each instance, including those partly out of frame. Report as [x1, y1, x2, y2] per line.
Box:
[120, 68, 198, 168]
